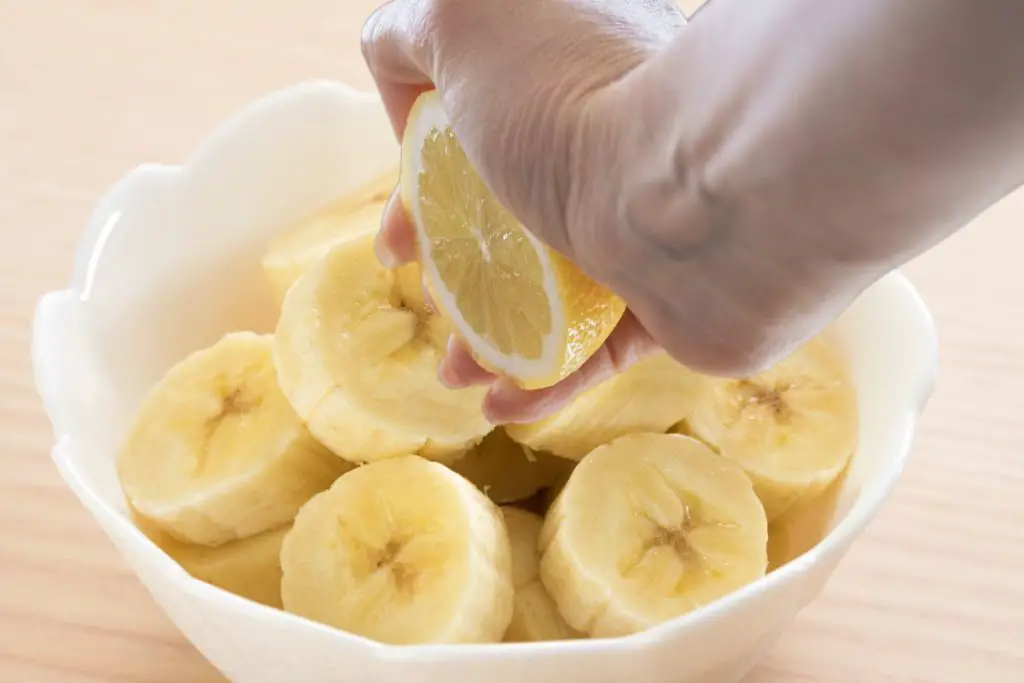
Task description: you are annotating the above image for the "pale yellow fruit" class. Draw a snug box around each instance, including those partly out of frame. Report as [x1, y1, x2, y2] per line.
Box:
[261, 169, 397, 303]
[449, 429, 573, 504]
[116, 331, 348, 547]
[500, 507, 581, 643]
[280, 456, 514, 645]
[400, 90, 626, 390]
[132, 509, 288, 609]
[506, 351, 702, 461]
[767, 464, 849, 572]
[273, 232, 492, 463]
[685, 332, 859, 521]
[539, 433, 768, 638]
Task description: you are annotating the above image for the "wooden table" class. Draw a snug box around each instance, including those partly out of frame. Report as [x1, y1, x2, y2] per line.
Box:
[2, 2, 1022, 681]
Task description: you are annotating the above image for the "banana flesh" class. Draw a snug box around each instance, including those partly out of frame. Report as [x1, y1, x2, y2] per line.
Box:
[280, 455, 515, 645]
[506, 352, 702, 461]
[273, 233, 492, 463]
[500, 507, 581, 643]
[261, 169, 397, 302]
[538, 433, 768, 638]
[449, 429, 574, 505]
[132, 508, 288, 609]
[116, 331, 349, 547]
[685, 333, 858, 521]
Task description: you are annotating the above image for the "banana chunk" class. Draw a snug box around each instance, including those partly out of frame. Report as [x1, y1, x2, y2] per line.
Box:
[280, 456, 515, 645]
[273, 233, 492, 463]
[686, 333, 858, 521]
[538, 433, 768, 638]
[500, 507, 581, 643]
[506, 352, 701, 461]
[132, 509, 289, 609]
[449, 429, 572, 505]
[116, 332, 349, 547]
[262, 169, 397, 303]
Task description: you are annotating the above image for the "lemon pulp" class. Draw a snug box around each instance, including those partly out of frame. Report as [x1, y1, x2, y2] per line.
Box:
[400, 90, 625, 388]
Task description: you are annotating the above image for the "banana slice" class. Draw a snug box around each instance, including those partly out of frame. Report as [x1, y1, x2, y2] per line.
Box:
[116, 331, 349, 547]
[500, 507, 581, 643]
[280, 455, 514, 645]
[449, 429, 573, 505]
[767, 462, 849, 572]
[685, 333, 858, 521]
[262, 169, 397, 303]
[273, 232, 492, 463]
[131, 509, 288, 609]
[538, 433, 768, 638]
[505, 352, 701, 461]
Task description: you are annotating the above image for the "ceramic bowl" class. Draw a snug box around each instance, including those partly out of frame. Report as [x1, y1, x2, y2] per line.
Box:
[31, 79, 938, 683]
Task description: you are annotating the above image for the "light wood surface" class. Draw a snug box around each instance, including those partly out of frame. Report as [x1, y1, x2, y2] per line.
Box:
[2, 2, 1023, 681]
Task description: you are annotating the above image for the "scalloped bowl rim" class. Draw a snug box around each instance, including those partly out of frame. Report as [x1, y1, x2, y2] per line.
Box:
[29, 78, 939, 660]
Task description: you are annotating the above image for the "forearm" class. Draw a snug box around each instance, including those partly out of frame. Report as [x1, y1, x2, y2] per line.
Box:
[577, 0, 1024, 371]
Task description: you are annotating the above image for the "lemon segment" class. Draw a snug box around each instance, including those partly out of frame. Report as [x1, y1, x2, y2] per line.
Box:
[400, 90, 626, 390]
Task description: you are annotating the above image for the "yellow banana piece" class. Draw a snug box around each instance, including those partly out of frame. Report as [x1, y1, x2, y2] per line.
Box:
[261, 169, 397, 303]
[449, 428, 573, 505]
[132, 508, 288, 609]
[539, 433, 768, 638]
[273, 232, 492, 463]
[280, 455, 514, 645]
[685, 332, 859, 521]
[116, 331, 349, 547]
[506, 352, 701, 461]
[500, 507, 581, 643]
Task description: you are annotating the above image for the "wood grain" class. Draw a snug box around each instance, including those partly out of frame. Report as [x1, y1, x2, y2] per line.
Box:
[1, 1, 1022, 681]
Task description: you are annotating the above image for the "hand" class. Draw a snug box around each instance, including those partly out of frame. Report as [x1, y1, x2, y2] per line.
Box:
[363, 0, 1024, 429]
[361, 0, 686, 424]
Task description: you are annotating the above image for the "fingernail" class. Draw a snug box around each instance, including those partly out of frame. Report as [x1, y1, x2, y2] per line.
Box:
[438, 337, 465, 388]
[483, 379, 520, 423]
[374, 230, 400, 268]
[438, 357, 458, 388]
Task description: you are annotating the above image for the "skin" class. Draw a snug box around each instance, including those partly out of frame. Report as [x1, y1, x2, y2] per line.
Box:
[361, 0, 1024, 424]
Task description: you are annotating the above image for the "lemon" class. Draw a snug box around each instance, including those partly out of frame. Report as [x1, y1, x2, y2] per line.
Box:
[399, 90, 626, 390]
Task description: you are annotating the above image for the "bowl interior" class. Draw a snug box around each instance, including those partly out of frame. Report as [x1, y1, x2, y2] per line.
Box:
[32, 79, 937, 648]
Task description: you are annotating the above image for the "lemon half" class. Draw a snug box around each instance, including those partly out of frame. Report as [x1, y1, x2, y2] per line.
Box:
[400, 90, 626, 390]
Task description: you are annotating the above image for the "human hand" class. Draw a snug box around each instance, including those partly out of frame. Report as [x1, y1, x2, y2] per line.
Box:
[361, 0, 685, 423]
[362, 0, 1024, 426]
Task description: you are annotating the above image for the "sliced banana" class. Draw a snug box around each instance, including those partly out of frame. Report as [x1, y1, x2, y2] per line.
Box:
[116, 332, 349, 547]
[767, 463, 849, 572]
[685, 332, 858, 521]
[449, 429, 573, 505]
[262, 169, 397, 303]
[500, 507, 581, 643]
[506, 352, 701, 461]
[280, 455, 514, 645]
[273, 233, 492, 463]
[538, 433, 768, 638]
[132, 509, 288, 609]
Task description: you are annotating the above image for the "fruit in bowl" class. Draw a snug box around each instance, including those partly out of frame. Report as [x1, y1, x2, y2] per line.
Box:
[31, 79, 937, 683]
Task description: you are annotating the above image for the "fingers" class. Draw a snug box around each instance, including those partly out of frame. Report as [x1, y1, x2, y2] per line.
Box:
[375, 189, 419, 267]
[360, 0, 437, 140]
[362, 1, 436, 271]
[439, 336, 496, 388]
[438, 311, 660, 424]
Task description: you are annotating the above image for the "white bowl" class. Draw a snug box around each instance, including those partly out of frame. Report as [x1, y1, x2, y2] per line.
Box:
[31, 79, 938, 683]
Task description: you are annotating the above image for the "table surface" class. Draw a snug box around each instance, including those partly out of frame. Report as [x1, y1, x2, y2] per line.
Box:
[3, 2, 1023, 682]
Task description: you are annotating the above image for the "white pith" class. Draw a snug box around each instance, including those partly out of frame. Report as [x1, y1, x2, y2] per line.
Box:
[405, 97, 564, 380]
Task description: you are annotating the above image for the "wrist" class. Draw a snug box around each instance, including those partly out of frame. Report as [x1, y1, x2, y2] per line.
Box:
[567, 36, 864, 377]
